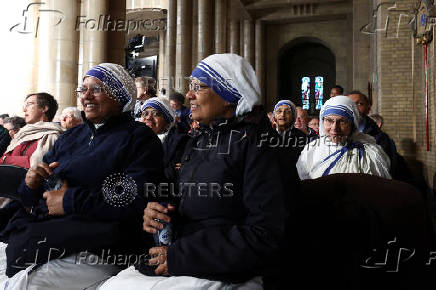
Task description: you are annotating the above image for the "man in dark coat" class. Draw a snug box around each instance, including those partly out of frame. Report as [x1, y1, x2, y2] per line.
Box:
[348, 91, 412, 182]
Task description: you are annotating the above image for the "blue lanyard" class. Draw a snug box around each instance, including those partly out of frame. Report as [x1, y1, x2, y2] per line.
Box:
[322, 142, 365, 176]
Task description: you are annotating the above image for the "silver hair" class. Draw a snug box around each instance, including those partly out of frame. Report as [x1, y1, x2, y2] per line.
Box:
[61, 107, 83, 123]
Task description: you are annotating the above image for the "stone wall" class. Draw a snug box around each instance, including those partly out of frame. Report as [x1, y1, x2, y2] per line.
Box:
[371, 0, 436, 191]
[264, 17, 353, 111]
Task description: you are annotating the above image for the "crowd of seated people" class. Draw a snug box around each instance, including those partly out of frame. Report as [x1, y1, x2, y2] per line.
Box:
[0, 54, 432, 290]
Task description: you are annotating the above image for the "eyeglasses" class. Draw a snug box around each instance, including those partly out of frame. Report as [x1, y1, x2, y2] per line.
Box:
[76, 85, 105, 97]
[323, 117, 350, 127]
[189, 82, 208, 93]
[275, 109, 292, 115]
[142, 109, 162, 118]
[23, 101, 36, 109]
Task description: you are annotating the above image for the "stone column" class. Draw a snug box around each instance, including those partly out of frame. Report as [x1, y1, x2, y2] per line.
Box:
[255, 20, 264, 102]
[158, 30, 166, 92]
[243, 19, 254, 66]
[198, 0, 213, 61]
[229, 20, 240, 55]
[352, 0, 370, 92]
[240, 20, 244, 57]
[192, 0, 199, 67]
[166, 0, 177, 95]
[175, 0, 192, 93]
[215, 0, 227, 53]
[39, 0, 80, 111]
[107, 0, 126, 65]
[81, 0, 108, 78]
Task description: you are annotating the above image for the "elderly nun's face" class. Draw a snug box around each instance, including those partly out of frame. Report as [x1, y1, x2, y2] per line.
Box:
[80, 77, 121, 124]
[141, 107, 167, 134]
[323, 114, 352, 144]
[274, 105, 293, 129]
[187, 78, 231, 125]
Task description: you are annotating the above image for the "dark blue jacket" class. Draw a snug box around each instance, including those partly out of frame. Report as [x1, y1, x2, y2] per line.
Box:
[3, 112, 164, 276]
[362, 116, 413, 183]
[166, 108, 289, 283]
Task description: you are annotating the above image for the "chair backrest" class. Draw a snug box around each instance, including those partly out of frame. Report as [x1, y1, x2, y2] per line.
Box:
[0, 165, 27, 200]
[291, 173, 431, 289]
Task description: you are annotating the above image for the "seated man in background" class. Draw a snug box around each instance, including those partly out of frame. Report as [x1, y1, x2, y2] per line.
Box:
[347, 90, 412, 182]
[169, 92, 191, 132]
[60, 107, 83, 130]
[294, 106, 318, 142]
[1, 93, 63, 169]
[329, 85, 343, 98]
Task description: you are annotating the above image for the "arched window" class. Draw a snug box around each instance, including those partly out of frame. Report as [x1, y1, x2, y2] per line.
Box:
[300, 76, 325, 111]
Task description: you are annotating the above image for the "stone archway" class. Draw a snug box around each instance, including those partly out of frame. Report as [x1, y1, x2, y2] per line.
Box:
[278, 37, 335, 115]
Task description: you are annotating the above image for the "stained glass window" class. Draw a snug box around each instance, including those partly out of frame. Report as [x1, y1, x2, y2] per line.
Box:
[301, 77, 310, 110]
[314, 76, 324, 110]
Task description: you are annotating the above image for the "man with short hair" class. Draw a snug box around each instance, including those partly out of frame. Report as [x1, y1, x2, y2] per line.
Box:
[1, 93, 64, 168]
[348, 90, 411, 181]
[330, 85, 344, 98]
[294, 107, 318, 142]
[169, 92, 191, 132]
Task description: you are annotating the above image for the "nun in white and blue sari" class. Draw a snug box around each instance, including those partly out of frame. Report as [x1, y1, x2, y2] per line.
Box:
[296, 95, 391, 180]
[100, 54, 286, 290]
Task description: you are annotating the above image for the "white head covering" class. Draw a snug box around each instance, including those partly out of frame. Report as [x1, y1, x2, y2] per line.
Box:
[191, 53, 260, 116]
[319, 95, 360, 137]
[273, 100, 297, 126]
[84, 63, 136, 113]
[141, 96, 176, 125]
[296, 95, 391, 180]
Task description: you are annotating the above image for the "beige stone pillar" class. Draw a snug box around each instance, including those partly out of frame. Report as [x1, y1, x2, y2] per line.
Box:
[352, 0, 370, 93]
[192, 0, 199, 67]
[240, 20, 244, 57]
[80, 0, 108, 78]
[166, 0, 177, 95]
[175, 0, 192, 94]
[229, 20, 240, 55]
[215, 0, 227, 53]
[107, 0, 126, 65]
[198, 0, 213, 61]
[255, 20, 264, 102]
[38, 0, 80, 112]
[158, 30, 166, 92]
[243, 19, 254, 66]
